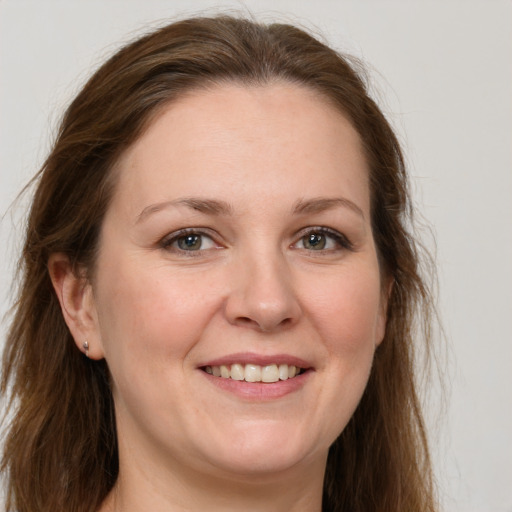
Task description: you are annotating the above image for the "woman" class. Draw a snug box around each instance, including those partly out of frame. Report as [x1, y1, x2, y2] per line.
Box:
[1, 15, 437, 512]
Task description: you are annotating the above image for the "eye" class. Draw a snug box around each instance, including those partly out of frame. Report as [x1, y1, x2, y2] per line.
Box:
[292, 228, 352, 252]
[302, 232, 330, 250]
[161, 230, 218, 253]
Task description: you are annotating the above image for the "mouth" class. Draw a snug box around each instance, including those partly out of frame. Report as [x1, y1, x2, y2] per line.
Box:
[201, 363, 307, 383]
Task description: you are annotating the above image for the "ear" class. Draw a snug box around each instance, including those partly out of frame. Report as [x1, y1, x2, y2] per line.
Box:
[48, 253, 105, 360]
[375, 277, 394, 347]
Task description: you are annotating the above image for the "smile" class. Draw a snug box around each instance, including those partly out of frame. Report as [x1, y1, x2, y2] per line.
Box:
[203, 363, 305, 383]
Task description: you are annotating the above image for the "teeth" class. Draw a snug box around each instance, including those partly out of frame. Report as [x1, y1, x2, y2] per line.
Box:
[244, 364, 261, 382]
[230, 363, 244, 381]
[204, 363, 303, 382]
[261, 364, 279, 383]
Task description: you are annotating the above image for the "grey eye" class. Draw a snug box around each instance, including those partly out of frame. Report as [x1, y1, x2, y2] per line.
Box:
[293, 228, 352, 252]
[177, 234, 203, 251]
[161, 230, 219, 253]
[302, 232, 327, 250]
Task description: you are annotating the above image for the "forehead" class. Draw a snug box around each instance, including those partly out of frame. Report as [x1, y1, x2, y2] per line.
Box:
[110, 82, 370, 218]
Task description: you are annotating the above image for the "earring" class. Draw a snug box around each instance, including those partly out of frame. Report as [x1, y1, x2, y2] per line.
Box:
[82, 340, 89, 358]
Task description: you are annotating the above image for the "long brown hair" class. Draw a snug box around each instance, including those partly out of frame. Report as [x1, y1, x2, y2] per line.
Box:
[1, 15, 437, 511]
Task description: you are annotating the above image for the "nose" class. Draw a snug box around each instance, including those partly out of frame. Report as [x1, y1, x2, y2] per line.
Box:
[224, 251, 302, 333]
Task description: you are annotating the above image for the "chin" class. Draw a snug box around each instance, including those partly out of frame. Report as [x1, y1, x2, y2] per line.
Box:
[198, 422, 328, 478]
[211, 450, 309, 479]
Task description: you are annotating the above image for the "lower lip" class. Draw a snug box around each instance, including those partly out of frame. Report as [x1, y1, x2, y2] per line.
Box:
[200, 370, 312, 400]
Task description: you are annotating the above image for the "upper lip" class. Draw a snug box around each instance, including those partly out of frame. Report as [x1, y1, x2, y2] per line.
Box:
[198, 352, 313, 369]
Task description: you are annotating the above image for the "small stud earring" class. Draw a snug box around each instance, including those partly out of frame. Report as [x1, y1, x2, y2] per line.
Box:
[82, 340, 89, 358]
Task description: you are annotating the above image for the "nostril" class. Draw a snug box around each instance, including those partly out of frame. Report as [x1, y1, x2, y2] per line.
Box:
[234, 315, 294, 332]
[234, 316, 259, 328]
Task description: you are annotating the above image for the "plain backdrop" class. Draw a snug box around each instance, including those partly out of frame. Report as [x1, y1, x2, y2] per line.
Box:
[1, 1, 511, 511]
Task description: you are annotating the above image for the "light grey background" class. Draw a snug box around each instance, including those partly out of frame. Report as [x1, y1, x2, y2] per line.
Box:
[1, 1, 511, 511]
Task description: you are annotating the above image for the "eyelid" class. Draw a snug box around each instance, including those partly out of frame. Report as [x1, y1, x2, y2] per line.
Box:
[292, 226, 354, 251]
[158, 226, 353, 254]
[159, 227, 223, 252]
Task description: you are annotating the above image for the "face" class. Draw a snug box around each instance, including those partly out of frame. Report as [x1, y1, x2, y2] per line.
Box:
[87, 83, 387, 481]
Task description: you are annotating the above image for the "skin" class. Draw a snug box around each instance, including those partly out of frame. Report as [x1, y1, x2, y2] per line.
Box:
[50, 83, 388, 511]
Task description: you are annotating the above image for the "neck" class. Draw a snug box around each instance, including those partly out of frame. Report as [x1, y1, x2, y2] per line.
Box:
[99, 451, 326, 512]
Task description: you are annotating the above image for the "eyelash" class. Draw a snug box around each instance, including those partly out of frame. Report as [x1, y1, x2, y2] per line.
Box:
[293, 227, 354, 252]
[159, 228, 219, 255]
[159, 226, 353, 255]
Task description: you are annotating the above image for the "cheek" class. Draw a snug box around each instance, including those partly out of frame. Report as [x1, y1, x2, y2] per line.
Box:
[93, 260, 223, 373]
[304, 265, 383, 362]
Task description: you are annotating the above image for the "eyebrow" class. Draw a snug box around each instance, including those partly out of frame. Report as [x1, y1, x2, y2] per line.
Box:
[293, 197, 365, 220]
[136, 196, 364, 223]
[136, 197, 233, 223]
